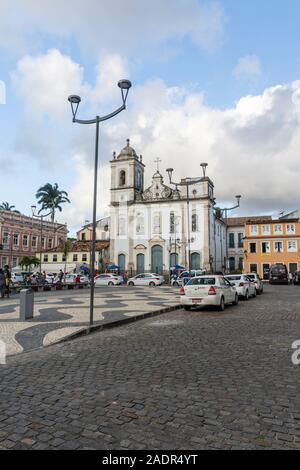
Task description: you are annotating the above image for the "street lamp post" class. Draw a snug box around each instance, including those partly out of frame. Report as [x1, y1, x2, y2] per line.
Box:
[68, 80, 132, 326]
[166, 164, 208, 273]
[219, 195, 242, 273]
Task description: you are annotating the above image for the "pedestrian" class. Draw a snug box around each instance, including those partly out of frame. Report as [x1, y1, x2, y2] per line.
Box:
[3, 265, 11, 298]
[123, 272, 128, 284]
[58, 269, 64, 283]
[289, 272, 293, 285]
[0, 269, 5, 299]
[75, 274, 81, 285]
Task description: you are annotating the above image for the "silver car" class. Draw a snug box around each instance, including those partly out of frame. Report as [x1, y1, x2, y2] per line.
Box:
[225, 274, 257, 300]
[245, 273, 264, 294]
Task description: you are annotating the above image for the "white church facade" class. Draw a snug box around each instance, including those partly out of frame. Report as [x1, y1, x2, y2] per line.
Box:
[109, 140, 227, 275]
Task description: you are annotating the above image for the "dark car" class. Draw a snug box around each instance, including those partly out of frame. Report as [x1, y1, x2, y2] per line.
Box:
[269, 263, 289, 285]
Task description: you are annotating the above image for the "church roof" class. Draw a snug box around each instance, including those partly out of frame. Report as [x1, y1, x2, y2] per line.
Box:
[117, 138, 138, 160]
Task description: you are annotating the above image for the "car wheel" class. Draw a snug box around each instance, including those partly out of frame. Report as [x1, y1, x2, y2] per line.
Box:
[233, 294, 239, 306]
[149, 281, 155, 287]
[244, 290, 249, 301]
[128, 281, 134, 287]
[108, 281, 114, 286]
[219, 296, 225, 311]
[184, 306, 192, 311]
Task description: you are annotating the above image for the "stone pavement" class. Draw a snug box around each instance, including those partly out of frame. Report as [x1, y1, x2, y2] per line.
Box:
[1, 284, 300, 450]
[0, 286, 179, 356]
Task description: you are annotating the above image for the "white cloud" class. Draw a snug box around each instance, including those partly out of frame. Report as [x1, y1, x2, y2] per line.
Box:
[9, 49, 300, 231]
[233, 55, 262, 81]
[0, 0, 225, 57]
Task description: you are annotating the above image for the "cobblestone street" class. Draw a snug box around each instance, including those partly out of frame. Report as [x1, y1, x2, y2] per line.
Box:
[1, 285, 300, 450]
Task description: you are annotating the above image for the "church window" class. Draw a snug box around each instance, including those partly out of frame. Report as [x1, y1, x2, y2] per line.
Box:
[192, 213, 197, 232]
[136, 213, 145, 235]
[153, 213, 161, 234]
[170, 212, 175, 234]
[119, 170, 126, 186]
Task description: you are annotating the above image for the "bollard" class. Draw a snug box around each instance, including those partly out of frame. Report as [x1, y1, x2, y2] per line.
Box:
[20, 289, 34, 320]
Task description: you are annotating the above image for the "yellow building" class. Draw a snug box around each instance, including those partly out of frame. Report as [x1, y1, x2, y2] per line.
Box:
[243, 218, 300, 279]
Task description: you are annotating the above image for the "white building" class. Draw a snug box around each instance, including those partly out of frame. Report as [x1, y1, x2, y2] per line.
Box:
[109, 140, 226, 275]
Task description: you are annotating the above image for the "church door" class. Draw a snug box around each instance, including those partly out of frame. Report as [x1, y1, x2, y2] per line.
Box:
[151, 245, 163, 274]
[191, 252, 200, 270]
[170, 253, 178, 268]
[118, 254, 126, 273]
[136, 253, 145, 274]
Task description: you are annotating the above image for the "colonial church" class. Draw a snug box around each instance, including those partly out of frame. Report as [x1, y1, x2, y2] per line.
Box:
[109, 139, 227, 275]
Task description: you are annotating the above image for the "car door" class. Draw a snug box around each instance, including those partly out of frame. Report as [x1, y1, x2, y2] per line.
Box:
[224, 277, 236, 302]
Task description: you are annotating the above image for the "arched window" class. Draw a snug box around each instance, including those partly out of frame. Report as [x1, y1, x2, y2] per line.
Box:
[119, 170, 126, 186]
[192, 213, 197, 232]
[170, 253, 178, 268]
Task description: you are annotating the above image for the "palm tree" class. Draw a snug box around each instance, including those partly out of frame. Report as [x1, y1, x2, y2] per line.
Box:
[36, 183, 70, 222]
[0, 202, 20, 213]
[19, 256, 40, 271]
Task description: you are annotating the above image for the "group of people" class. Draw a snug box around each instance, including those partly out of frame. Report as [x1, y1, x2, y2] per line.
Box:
[0, 265, 11, 299]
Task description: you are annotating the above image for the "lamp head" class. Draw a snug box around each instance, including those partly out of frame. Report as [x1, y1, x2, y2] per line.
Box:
[118, 79, 132, 105]
[166, 168, 174, 182]
[68, 95, 81, 120]
[31, 205, 36, 215]
[200, 162, 208, 178]
[236, 195, 242, 204]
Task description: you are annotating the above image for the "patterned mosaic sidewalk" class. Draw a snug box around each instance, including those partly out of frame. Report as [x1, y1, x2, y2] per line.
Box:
[0, 286, 180, 356]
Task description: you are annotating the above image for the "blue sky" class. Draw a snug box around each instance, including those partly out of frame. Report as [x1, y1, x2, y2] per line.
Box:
[0, 0, 300, 231]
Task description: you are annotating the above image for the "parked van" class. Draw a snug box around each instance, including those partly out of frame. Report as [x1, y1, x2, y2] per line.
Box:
[269, 263, 289, 285]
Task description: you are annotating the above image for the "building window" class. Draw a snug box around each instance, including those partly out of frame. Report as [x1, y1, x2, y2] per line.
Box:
[82, 254, 87, 262]
[262, 242, 270, 253]
[48, 239, 53, 249]
[119, 170, 126, 186]
[286, 224, 295, 234]
[238, 233, 244, 248]
[153, 213, 161, 235]
[73, 254, 78, 262]
[288, 241, 297, 252]
[136, 213, 145, 235]
[81, 233, 86, 241]
[229, 233, 235, 249]
[12, 257, 18, 268]
[13, 234, 19, 246]
[250, 225, 258, 235]
[62, 254, 66, 262]
[192, 213, 197, 233]
[43, 255, 48, 262]
[249, 243, 257, 253]
[42, 237, 45, 248]
[170, 212, 175, 234]
[274, 224, 282, 234]
[2, 232, 8, 245]
[53, 255, 58, 262]
[274, 241, 283, 253]
[118, 217, 126, 236]
[32, 236, 37, 248]
[238, 257, 243, 271]
[262, 225, 270, 234]
[23, 235, 29, 247]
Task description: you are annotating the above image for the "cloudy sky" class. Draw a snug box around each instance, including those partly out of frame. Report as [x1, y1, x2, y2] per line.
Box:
[0, 0, 300, 233]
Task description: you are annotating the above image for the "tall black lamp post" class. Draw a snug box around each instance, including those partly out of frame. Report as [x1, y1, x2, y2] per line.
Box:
[219, 195, 242, 272]
[68, 80, 132, 326]
[166, 164, 208, 272]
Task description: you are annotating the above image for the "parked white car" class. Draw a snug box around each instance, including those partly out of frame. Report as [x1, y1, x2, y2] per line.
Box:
[245, 273, 264, 294]
[94, 274, 124, 286]
[225, 274, 256, 300]
[11, 273, 24, 285]
[127, 273, 165, 287]
[63, 274, 89, 284]
[180, 275, 239, 311]
[171, 270, 206, 287]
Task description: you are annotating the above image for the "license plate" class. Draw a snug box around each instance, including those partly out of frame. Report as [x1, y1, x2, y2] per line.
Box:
[192, 299, 202, 304]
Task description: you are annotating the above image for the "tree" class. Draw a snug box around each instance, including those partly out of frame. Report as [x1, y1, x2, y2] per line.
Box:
[36, 183, 70, 222]
[63, 240, 72, 277]
[19, 256, 40, 272]
[0, 202, 20, 213]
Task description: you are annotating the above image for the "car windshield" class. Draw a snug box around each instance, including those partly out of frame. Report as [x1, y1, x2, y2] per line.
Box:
[247, 274, 256, 279]
[226, 276, 241, 281]
[188, 278, 216, 286]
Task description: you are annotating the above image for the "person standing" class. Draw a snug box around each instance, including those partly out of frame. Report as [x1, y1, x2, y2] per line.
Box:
[0, 269, 5, 299]
[3, 265, 11, 298]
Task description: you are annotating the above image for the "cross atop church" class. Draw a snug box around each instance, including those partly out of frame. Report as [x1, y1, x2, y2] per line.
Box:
[154, 157, 162, 172]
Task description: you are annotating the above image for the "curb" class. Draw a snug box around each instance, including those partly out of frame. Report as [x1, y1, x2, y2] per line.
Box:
[53, 304, 182, 346]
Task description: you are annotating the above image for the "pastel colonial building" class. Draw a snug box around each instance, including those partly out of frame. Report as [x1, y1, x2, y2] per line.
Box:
[109, 140, 226, 275]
